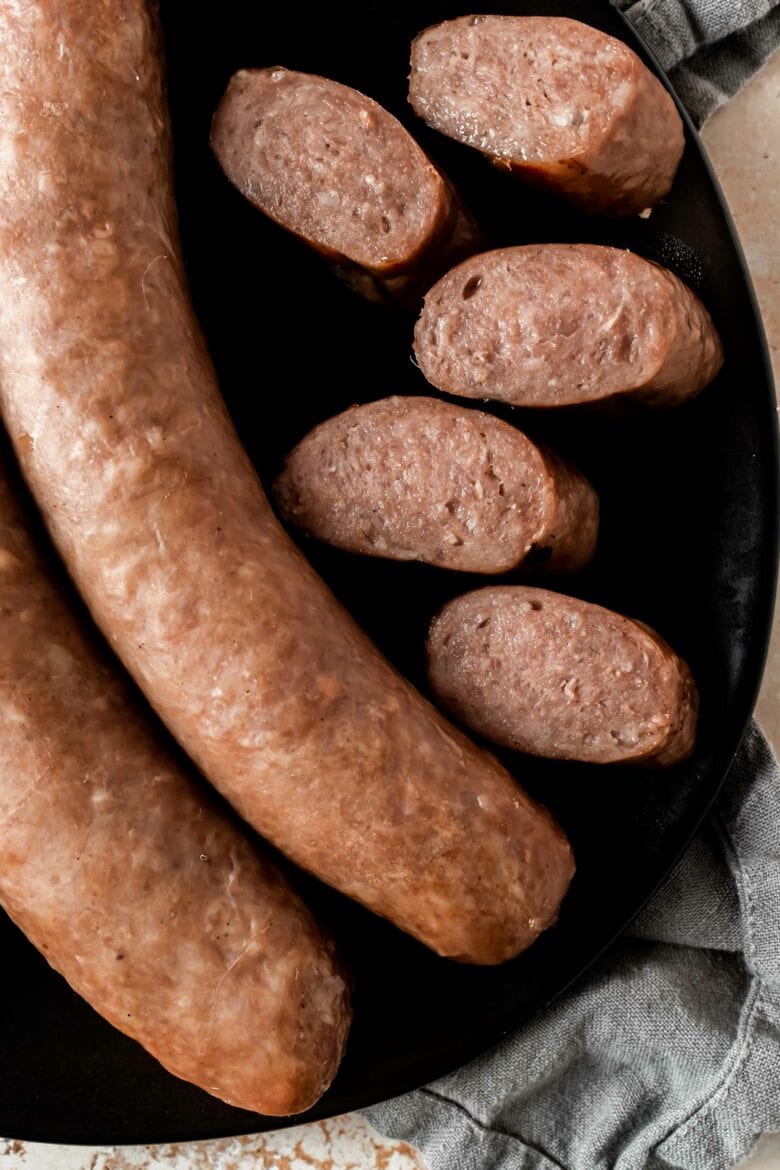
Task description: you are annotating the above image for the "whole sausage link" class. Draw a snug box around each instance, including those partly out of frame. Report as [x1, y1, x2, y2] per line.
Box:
[0, 0, 573, 964]
[0, 462, 350, 1116]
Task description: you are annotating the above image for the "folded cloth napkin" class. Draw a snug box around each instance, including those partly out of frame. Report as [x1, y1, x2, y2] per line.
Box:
[365, 724, 780, 1169]
[616, 0, 780, 125]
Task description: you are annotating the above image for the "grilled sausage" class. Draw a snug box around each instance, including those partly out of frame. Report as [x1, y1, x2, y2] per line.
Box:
[274, 396, 598, 572]
[0, 0, 573, 965]
[428, 587, 698, 765]
[212, 67, 480, 306]
[415, 244, 723, 409]
[0, 461, 349, 1116]
[408, 15, 685, 215]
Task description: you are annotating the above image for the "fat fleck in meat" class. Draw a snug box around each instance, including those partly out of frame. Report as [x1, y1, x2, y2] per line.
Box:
[0, 461, 349, 1115]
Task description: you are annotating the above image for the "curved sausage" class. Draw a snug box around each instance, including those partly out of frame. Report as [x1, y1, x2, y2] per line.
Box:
[0, 462, 349, 1115]
[274, 396, 598, 573]
[408, 15, 685, 216]
[428, 587, 698, 766]
[0, 0, 573, 965]
[212, 67, 480, 307]
[415, 245, 723, 409]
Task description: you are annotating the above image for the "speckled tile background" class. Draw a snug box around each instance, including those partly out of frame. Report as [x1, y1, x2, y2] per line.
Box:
[0, 1118, 425, 1169]
[3, 45, 779, 1170]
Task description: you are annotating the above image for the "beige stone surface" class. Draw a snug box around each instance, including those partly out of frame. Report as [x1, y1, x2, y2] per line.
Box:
[740, 1131, 780, 1170]
[4, 45, 780, 1170]
[702, 49, 780, 758]
[700, 45, 780, 1170]
[0, 1118, 425, 1169]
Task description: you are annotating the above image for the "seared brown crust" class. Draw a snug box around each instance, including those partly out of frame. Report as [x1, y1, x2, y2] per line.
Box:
[211, 67, 480, 306]
[0, 1, 573, 964]
[0, 466, 349, 1116]
[415, 245, 723, 408]
[274, 396, 598, 573]
[408, 15, 685, 215]
[428, 587, 699, 766]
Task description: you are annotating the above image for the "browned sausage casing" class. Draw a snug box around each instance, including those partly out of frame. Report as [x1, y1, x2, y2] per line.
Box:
[0, 463, 349, 1115]
[428, 587, 698, 766]
[0, 1, 573, 965]
[212, 67, 480, 307]
[274, 396, 599, 573]
[409, 15, 685, 215]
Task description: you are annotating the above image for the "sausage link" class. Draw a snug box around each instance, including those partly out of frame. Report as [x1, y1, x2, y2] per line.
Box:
[0, 461, 349, 1115]
[0, 0, 573, 965]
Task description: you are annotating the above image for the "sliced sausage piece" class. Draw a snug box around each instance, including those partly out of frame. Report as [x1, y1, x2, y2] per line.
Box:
[211, 67, 480, 306]
[428, 587, 698, 766]
[0, 0, 573, 966]
[415, 244, 723, 409]
[274, 396, 598, 573]
[408, 15, 685, 215]
[0, 463, 349, 1116]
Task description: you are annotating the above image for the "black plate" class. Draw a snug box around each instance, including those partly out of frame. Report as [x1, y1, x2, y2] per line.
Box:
[1, 0, 777, 1146]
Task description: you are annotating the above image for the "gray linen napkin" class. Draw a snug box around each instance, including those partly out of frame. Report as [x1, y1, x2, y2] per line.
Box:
[617, 0, 780, 124]
[616, 0, 780, 124]
[365, 10, 780, 1164]
[365, 725, 780, 1169]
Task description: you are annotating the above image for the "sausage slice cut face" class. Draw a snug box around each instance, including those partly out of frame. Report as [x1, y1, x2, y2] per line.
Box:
[212, 67, 478, 299]
[274, 396, 598, 573]
[408, 15, 685, 215]
[415, 245, 723, 408]
[428, 586, 698, 766]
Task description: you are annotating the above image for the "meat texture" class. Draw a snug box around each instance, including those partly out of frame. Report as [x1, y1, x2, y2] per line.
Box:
[428, 586, 698, 765]
[212, 67, 480, 306]
[274, 396, 598, 572]
[0, 0, 573, 965]
[408, 15, 685, 215]
[415, 244, 723, 408]
[0, 464, 349, 1116]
